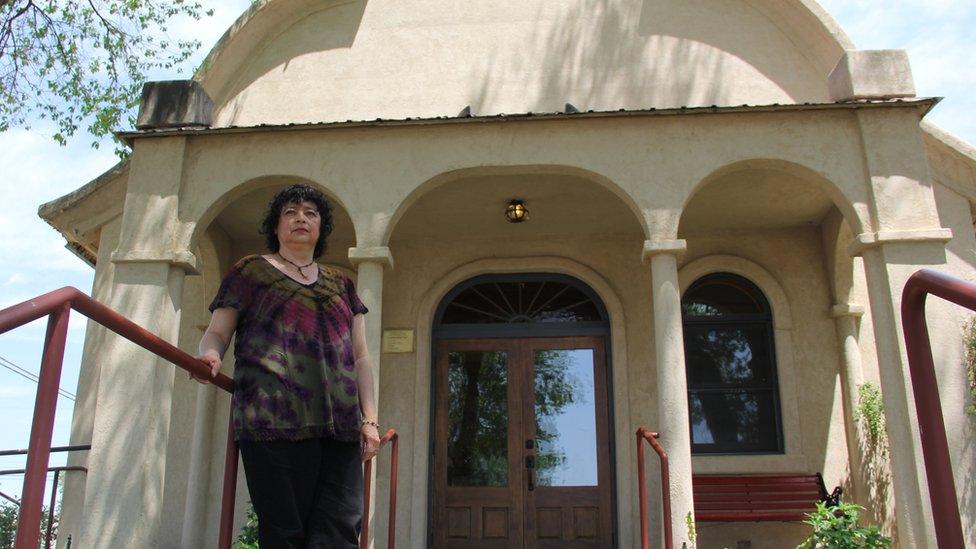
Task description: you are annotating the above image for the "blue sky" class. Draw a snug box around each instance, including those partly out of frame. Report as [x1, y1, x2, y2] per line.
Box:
[0, 0, 974, 501]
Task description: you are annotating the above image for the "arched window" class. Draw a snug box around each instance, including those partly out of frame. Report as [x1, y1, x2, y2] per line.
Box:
[682, 273, 783, 454]
[434, 274, 609, 338]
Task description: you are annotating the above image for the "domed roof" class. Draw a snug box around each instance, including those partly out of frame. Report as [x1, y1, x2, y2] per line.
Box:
[194, 0, 853, 127]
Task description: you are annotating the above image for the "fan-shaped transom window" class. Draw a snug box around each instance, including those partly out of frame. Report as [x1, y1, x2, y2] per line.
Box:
[433, 274, 609, 340]
[437, 275, 606, 325]
[682, 273, 783, 454]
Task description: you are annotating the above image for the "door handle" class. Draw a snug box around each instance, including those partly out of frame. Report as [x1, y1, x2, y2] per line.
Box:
[525, 455, 536, 491]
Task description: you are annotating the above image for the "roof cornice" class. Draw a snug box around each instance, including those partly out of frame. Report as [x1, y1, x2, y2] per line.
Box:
[116, 98, 940, 145]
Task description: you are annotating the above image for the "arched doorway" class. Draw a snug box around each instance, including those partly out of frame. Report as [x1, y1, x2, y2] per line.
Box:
[430, 273, 615, 548]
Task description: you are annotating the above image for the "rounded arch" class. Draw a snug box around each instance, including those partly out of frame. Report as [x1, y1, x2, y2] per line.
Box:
[199, 1, 854, 94]
[185, 174, 355, 254]
[677, 158, 868, 238]
[405, 255, 637, 548]
[678, 254, 793, 330]
[678, 254, 804, 465]
[195, 0, 854, 127]
[382, 164, 649, 245]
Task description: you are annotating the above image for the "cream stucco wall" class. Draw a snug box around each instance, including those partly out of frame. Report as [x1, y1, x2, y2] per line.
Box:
[197, 0, 850, 128]
[37, 0, 976, 546]
[48, 101, 976, 547]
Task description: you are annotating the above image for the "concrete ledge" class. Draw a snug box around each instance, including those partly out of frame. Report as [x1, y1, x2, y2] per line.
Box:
[641, 239, 687, 262]
[847, 228, 953, 256]
[348, 246, 394, 268]
[828, 50, 916, 102]
[136, 80, 214, 130]
[831, 303, 866, 318]
[111, 249, 201, 274]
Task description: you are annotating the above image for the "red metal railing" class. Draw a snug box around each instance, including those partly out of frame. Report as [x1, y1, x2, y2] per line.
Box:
[636, 427, 672, 549]
[901, 269, 972, 549]
[361, 429, 399, 549]
[0, 287, 398, 548]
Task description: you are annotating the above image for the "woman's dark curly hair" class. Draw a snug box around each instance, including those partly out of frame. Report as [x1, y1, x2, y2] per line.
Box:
[260, 184, 334, 258]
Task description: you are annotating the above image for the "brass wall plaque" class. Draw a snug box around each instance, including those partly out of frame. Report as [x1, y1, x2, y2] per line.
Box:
[382, 329, 415, 353]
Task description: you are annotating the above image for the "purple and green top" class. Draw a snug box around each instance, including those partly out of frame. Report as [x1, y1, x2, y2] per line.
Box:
[209, 255, 368, 442]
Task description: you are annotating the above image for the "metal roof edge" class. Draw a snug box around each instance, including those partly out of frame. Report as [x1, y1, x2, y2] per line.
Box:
[116, 98, 940, 144]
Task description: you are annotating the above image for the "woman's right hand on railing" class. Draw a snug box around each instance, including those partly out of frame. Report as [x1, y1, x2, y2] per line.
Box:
[191, 352, 222, 384]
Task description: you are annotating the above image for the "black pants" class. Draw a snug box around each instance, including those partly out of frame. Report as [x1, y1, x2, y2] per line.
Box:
[239, 438, 363, 549]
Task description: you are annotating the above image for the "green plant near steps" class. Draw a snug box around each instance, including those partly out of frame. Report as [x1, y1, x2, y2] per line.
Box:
[855, 382, 886, 449]
[796, 502, 890, 548]
[232, 502, 259, 549]
[963, 318, 976, 416]
[685, 511, 697, 548]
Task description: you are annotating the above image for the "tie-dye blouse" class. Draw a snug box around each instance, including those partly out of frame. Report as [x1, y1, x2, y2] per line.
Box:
[209, 255, 369, 442]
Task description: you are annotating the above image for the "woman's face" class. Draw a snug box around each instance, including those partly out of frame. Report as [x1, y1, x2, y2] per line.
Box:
[276, 200, 321, 251]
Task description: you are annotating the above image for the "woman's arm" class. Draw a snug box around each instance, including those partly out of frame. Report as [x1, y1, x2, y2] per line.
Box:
[352, 313, 381, 460]
[193, 307, 239, 383]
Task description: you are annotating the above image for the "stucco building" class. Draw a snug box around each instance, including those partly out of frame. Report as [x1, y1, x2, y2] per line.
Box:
[37, 1, 976, 547]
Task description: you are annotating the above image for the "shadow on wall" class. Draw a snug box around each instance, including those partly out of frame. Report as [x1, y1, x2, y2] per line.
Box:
[467, 0, 823, 116]
[216, 0, 368, 123]
[855, 433, 895, 540]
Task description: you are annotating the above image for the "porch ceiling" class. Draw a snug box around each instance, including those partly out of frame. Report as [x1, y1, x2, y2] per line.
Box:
[211, 185, 357, 263]
[678, 168, 834, 234]
[389, 173, 644, 242]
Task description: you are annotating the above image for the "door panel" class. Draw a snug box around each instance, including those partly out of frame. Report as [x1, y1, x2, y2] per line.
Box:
[434, 340, 523, 547]
[433, 337, 613, 548]
[523, 338, 613, 549]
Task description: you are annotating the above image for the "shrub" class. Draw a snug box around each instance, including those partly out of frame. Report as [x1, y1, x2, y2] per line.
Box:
[963, 318, 976, 416]
[855, 382, 886, 449]
[232, 502, 259, 549]
[797, 502, 890, 549]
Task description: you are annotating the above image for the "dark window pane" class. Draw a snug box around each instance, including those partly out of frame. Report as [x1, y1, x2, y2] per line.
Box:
[440, 280, 603, 324]
[535, 286, 594, 323]
[682, 276, 769, 317]
[447, 351, 509, 486]
[689, 390, 779, 453]
[684, 325, 773, 388]
[682, 273, 782, 455]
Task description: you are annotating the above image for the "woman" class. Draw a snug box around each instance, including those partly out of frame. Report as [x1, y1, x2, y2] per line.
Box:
[194, 184, 381, 548]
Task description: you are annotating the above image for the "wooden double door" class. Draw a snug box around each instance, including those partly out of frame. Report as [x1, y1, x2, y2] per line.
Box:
[432, 337, 614, 548]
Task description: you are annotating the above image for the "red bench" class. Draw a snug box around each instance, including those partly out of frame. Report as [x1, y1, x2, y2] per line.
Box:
[693, 473, 842, 522]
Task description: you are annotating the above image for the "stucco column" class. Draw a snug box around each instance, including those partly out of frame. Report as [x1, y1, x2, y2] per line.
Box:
[349, 245, 393, 549]
[74, 136, 198, 548]
[853, 106, 953, 546]
[74, 261, 191, 548]
[643, 239, 694, 547]
[831, 304, 867, 504]
[180, 384, 218, 547]
[855, 238, 950, 548]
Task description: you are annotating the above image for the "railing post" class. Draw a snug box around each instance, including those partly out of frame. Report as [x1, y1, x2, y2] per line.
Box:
[387, 433, 398, 549]
[361, 429, 398, 549]
[45, 469, 60, 549]
[15, 303, 70, 549]
[637, 430, 648, 549]
[217, 415, 239, 549]
[902, 270, 970, 548]
[636, 428, 672, 549]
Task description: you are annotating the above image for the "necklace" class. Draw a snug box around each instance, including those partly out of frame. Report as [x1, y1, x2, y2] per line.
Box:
[277, 253, 316, 278]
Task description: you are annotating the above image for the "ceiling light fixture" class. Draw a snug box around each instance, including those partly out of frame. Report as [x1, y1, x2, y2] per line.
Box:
[505, 199, 529, 223]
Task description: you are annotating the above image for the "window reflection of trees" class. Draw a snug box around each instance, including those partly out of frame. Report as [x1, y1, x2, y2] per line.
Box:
[533, 350, 583, 486]
[683, 274, 781, 454]
[445, 349, 593, 487]
[447, 351, 509, 486]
